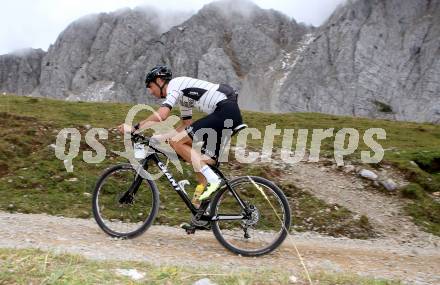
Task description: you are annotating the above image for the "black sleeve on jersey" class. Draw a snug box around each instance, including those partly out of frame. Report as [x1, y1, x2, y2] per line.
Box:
[181, 115, 192, 121]
[161, 103, 173, 110]
[182, 88, 208, 101]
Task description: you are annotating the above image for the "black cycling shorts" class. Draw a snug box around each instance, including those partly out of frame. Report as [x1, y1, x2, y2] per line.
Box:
[185, 99, 243, 160]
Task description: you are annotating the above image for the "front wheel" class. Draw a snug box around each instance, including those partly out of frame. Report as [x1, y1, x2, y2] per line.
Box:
[211, 176, 291, 256]
[92, 164, 159, 238]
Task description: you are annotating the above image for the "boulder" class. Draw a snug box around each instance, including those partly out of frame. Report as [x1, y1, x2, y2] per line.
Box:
[359, 169, 378, 180]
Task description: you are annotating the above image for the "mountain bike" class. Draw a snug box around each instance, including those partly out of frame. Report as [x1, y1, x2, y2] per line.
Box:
[92, 125, 291, 256]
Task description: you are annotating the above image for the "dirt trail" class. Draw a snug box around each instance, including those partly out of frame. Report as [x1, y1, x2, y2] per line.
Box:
[2, 153, 440, 284]
[0, 212, 439, 285]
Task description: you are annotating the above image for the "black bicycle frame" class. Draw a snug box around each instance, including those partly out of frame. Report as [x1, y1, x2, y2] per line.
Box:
[148, 152, 200, 214]
[135, 146, 247, 222]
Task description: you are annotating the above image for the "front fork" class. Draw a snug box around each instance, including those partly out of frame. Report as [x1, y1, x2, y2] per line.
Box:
[119, 161, 148, 204]
[118, 177, 142, 204]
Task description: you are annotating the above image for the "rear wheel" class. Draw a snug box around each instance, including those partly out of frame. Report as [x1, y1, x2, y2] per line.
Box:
[92, 164, 159, 238]
[211, 176, 291, 256]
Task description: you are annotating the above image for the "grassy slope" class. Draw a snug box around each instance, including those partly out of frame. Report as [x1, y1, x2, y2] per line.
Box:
[0, 95, 439, 236]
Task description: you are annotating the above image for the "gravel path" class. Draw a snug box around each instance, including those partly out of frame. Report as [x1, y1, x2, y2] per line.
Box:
[0, 212, 439, 285]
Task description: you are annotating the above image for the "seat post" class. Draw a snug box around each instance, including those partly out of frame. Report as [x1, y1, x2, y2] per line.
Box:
[214, 124, 248, 168]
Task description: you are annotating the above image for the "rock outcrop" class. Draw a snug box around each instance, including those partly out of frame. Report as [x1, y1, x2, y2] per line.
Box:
[38, 8, 163, 102]
[23, 0, 305, 105]
[276, 0, 440, 122]
[1, 0, 439, 123]
[0, 49, 45, 95]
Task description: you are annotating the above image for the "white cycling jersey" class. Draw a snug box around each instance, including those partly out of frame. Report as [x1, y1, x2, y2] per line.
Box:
[161, 77, 228, 120]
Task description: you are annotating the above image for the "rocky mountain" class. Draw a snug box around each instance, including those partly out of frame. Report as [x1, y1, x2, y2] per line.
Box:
[0, 48, 45, 95]
[39, 8, 164, 103]
[0, 0, 306, 106]
[0, 0, 439, 123]
[242, 0, 440, 123]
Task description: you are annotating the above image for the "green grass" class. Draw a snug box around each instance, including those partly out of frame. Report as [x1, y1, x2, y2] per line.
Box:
[0, 248, 402, 285]
[0, 94, 439, 236]
[400, 183, 440, 234]
[311, 271, 402, 285]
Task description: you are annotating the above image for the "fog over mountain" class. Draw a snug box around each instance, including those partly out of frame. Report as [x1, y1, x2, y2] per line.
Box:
[0, 0, 439, 123]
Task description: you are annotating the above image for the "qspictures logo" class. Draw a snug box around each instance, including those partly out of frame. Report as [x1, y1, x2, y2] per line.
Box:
[53, 104, 386, 179]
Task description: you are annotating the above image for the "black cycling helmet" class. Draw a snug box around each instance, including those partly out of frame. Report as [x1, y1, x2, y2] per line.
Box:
[144, 65, 172, 98]
[145, 65, 172, 87]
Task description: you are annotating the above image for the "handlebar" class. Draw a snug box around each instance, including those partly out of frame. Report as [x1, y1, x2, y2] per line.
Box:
[130, 132, 150, 144]
[130, 132, 173, 159]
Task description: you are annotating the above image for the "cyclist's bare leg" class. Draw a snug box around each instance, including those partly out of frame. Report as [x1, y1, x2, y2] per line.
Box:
[169, 131, 218, 229]
[168, 132, 214, 185]
[195, 172, 207, 186]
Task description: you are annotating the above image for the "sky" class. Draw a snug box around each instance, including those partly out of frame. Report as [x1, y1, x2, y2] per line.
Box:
[0, 0, 346, 55]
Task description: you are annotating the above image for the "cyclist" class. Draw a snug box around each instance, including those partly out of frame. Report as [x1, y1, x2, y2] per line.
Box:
[117, 65, 243, 209]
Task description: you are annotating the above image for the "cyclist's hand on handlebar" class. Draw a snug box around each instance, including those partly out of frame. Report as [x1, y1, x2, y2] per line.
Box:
[117, 123, 134, 134]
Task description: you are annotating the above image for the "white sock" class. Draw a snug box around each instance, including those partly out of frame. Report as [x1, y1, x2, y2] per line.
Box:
[200, 165, 220, 184]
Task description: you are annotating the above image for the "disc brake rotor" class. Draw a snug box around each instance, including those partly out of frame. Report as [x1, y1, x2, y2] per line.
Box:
[242, 204, 260, 227]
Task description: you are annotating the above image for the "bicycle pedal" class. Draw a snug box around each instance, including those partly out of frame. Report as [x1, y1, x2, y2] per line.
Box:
[191, 216, 210, 227]
[194, 201, 210, 220]
[186, 227, 196, 234]
[180, 222, 196, 234]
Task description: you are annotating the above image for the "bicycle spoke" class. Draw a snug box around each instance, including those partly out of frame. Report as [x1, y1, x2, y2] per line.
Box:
[93, 165, 158, 238]
[211, 176, 290, 255]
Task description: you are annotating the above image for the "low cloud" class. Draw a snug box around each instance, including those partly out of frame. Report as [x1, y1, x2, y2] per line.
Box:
[0, 0, 346, 55]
